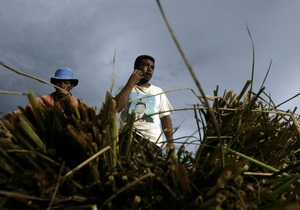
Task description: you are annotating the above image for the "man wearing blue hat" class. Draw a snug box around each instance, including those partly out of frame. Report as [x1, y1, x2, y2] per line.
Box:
[49, 67, 79, 105]
[15, 67, 79, 113]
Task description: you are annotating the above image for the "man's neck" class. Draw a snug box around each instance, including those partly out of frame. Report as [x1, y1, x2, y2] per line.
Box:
[137, 82, 150, 88]
[53, 91, 70, 100]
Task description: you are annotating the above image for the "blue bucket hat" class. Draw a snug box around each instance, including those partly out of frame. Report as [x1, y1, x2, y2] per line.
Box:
[50, 67, 79, 86]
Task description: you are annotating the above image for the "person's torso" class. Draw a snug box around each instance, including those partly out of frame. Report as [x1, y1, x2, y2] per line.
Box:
[121, 85, 171, 145]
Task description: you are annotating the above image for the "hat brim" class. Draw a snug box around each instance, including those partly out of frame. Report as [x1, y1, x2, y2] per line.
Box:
[50, 78, 79, 87]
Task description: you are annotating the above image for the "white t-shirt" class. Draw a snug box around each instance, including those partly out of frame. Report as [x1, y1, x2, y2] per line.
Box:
[120, 84, 173, 146]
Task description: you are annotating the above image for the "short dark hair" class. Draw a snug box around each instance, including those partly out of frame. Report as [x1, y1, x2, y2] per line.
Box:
[134, 55, 155, 69]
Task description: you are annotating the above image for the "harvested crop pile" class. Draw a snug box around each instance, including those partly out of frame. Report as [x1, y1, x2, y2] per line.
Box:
[1, 83, 300, 210]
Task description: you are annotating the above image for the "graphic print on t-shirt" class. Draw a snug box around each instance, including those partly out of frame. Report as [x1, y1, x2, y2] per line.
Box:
[127, 92, 155, 123]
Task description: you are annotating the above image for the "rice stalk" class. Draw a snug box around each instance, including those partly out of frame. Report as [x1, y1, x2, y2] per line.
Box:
[156, 0, 224, 168]
[27, 89, 46, 133]
[224, 145, 291, 178]
[272, 175, 300, 197]
[0, 60, 68, 95]
[0, 90, 27, 95]
[18, 115, 46, 153]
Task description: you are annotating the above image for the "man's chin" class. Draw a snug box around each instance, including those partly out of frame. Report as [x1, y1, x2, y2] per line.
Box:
[56, 91, 68, 98]
[139, 78, 151, 84]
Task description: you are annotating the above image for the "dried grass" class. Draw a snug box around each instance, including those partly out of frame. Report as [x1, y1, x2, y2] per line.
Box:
[0, 84, 299, 209]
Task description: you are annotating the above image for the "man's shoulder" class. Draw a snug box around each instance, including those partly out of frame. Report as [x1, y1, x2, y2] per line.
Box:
[148, 84, 164, 92]
[39, 93, 55, 100]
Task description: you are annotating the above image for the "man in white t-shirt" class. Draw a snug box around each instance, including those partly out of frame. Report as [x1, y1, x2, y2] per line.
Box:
[115, 55, 174, 153]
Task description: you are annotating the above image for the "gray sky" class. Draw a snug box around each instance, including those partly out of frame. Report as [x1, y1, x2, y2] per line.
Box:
[1, 1, 300, 151]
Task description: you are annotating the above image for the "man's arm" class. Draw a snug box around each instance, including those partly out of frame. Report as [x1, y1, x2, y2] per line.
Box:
[114, 70, 144, 113]
[161, 115, 174, 151]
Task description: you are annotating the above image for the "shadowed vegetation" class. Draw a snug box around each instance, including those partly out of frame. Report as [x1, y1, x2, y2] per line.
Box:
[0, 83, 300, 209]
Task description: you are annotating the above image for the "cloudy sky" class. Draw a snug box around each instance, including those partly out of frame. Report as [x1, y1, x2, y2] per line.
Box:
[1, 1, 300, 151]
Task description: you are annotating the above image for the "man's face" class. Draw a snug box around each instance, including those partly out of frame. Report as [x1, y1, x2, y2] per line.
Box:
[135, 104, 146, 114]
[137, 59, 155, 84]
[53, 80, 74, 96]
